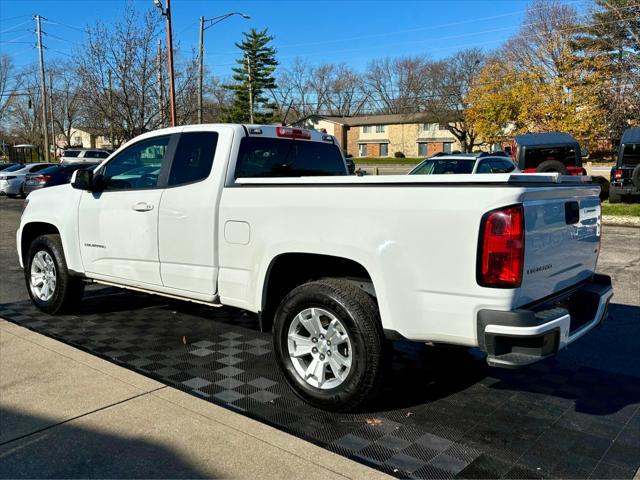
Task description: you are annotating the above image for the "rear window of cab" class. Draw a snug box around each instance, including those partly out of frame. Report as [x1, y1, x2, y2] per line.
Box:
[234, 137, 346, 178]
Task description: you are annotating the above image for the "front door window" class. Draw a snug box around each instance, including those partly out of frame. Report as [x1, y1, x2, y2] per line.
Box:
[100, 136, 170, 190]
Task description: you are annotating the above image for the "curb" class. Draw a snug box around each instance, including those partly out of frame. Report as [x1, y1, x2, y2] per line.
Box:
[603, 216, 640, 228]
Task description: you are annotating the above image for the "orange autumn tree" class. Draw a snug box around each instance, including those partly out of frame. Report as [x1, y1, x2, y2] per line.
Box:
[465, 0, 606, 148]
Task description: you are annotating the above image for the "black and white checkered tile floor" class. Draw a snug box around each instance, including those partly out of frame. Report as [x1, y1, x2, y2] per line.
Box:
[2, 287, 639, 479]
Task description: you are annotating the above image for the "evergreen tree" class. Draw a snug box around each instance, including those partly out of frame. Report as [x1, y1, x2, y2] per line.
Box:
[225, 28, 278, 123]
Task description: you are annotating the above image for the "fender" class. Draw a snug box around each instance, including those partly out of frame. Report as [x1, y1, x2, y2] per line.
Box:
[18, 185, 84, 273]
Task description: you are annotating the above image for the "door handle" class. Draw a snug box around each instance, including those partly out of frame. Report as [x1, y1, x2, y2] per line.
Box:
[132, 202, 154, 212]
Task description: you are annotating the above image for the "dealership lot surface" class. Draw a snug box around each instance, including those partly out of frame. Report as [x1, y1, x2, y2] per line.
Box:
[0, 197, 639, 479]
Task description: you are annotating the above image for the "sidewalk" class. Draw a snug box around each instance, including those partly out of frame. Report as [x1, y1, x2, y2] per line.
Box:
[0, 319, 390, 479]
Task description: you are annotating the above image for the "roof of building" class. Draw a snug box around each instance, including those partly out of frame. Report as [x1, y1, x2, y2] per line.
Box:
[294, 113, 453, 127]
[513, 132, 578, 146]
[621, 127, 640, 144]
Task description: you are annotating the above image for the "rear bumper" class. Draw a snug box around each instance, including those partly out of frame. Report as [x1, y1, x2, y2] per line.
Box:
[610, 183, 639, 195]
[0, 179, 22, 195]
[477, 274, 613, 368]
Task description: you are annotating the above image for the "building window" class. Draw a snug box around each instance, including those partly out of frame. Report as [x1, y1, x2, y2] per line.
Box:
[375, 125, 385, 133]
[418, 143, 427, 157]
[362, 126, 372, 134]
[443, 143, 452, 153]
[422, 123, 438, 132]
[380, 144, 388, 157]
[359, 144, 367, 157]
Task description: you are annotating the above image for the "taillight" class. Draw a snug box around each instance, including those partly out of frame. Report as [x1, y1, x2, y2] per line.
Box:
[33, 175, 51, 183]
[478, 205, 525, 288]
[566, 166, 587, 176]
[614, 169, 623, 179]
[276, 127, 311, 140]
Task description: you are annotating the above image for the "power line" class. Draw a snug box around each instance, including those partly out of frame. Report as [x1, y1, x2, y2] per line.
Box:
[0, 19, 32, 35]
[0, 14, 32, 24]
[41, 19, 85, 33]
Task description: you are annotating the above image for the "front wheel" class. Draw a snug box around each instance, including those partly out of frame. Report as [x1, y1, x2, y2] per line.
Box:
[25, 234, 85, 314]
[273, 278, 386, 411]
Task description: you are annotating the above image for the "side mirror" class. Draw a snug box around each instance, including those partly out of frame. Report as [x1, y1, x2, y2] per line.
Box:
[71, 169, 93, 190]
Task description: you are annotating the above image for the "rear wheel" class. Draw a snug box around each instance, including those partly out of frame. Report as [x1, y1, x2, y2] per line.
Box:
[632, 165, 640, 189]
[536, 160, 568, 174]
[25, 234, 84, 314]
[608, 191, 622, 204]
[273, 278, 386, 411]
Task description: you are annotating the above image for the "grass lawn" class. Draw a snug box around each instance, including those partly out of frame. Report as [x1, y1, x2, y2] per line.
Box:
[353, 157, 424, 165]
[601, 201, 640, 217]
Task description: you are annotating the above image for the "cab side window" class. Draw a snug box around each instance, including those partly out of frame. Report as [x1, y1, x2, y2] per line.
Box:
[100, 136, 170, 190]
[490, 159, 516, 173]
[476, 160, 493, 173]
[168, 132, 218, 186]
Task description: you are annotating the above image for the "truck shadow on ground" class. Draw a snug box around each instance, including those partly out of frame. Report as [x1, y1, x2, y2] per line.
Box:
[0, 408, 211, 479]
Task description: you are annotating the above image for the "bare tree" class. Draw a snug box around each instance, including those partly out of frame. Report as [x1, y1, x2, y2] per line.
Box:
[325, 63, 367, 116]
[202, 75, 234, 122]
[5, 66, 43, 146]
[46, 64, 84, 148]
[0, 55, 21, 125]
[502, 0, 577, 80]
[424, 48, 485, 152]
[364, 56, 431, 114]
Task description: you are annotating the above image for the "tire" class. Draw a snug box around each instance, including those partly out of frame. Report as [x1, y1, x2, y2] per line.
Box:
[591, 176, 609, 201]
[632, 165, 640, 189]
[273, 278, 386, 411]
[25, 234, 84, 314]
[19, 185, 26, 199]
[535, 160, 568, 174]
[609, 191, 622, 203]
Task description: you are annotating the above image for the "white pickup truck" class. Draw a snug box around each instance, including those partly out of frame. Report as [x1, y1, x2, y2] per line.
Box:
[18, 124, 613, 410]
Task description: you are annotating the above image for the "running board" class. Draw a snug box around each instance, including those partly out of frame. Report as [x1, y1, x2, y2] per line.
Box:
[92, 279, 223, 308]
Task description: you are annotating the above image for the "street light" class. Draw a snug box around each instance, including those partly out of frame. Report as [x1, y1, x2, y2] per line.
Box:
[153, 0, 177, 127]
[198, 12, 250, 124]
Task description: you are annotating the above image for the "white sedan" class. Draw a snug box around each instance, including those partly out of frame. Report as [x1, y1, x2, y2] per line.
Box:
[409, 154, 517, 175]
[0, 163, 53, 198]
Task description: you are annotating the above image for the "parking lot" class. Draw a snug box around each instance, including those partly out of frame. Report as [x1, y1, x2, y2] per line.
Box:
[0, 196, 639, 479]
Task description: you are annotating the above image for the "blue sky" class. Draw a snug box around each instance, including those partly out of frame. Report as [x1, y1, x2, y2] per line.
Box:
[1, 0, 586, 78]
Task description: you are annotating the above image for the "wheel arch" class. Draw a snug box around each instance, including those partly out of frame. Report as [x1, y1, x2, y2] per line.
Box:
[259, 252, 377, 333]
[20, 222, 61, 266]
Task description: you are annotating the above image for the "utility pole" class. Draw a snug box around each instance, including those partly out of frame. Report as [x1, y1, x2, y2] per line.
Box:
[246, 54, 254, 124]
[196, 13, 249, 125]
[107, 68, 114, 148]
[48, 72, 55, 159]
[165, 0, 176, 126]
[157, 39, 164, 127]
[198, 16, 204, 124]
[36, 15, 49, 162]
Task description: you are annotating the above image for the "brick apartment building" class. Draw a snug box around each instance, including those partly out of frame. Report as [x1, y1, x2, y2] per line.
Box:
[291, 113, 461, 158]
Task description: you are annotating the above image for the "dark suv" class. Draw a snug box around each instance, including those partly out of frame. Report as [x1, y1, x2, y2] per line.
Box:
[512, 132, 585, 175]
[609, 128, 640, 203]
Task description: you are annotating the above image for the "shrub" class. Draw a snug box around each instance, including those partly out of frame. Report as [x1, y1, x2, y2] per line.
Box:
[394, 151, 405, 158]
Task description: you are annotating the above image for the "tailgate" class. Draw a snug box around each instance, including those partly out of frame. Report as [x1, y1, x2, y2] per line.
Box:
[515, 183, 601, 306]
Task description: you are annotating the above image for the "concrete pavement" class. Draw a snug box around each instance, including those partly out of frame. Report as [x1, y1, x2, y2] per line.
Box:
[0, 319, 390, 479]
